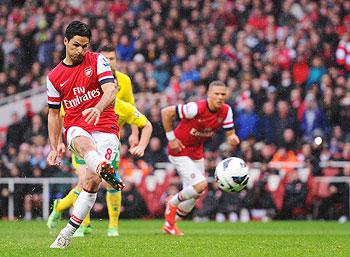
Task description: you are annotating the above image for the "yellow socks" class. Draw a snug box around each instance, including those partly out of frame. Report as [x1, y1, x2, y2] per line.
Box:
[56, 187, 81, 213]
[55, 186, 121, 228]
[106, 188, 121, 228]
[81, 211, 91, 226]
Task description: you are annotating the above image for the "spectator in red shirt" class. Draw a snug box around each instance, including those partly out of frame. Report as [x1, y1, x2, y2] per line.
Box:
[247, 7, 268, 31]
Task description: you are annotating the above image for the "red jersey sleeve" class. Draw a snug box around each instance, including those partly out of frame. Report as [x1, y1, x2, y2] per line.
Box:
[47, 75, 61, 109]
[222, 105, 234, 130]
[176, 102, 198, 119]
[96, 54, 115, 85]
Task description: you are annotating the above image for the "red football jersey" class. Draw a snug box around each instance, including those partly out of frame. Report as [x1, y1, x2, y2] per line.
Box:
[168, 100, 234, 160]
[47, 51, 119, 136]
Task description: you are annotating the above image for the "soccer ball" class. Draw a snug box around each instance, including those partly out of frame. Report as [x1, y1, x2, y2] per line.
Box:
[215, 157, 249, 192]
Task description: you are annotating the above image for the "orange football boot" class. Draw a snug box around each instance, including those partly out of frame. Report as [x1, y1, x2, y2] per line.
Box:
[162, 224, 184, 236]
[162, 196, 184, 236]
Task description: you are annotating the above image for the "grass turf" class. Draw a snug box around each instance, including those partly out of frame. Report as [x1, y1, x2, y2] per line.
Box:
[0, 220, 350, 257]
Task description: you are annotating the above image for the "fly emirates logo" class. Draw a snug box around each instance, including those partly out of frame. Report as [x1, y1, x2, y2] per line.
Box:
[63, 87, 101, 109]
[190, 128, 214, 137]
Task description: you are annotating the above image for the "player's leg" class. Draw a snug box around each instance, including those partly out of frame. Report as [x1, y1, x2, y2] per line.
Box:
[74, 131, 122, 237]
[72, 166, 92, 237]
[73, 131, 122, 237]
[73, 210, 91, 237]
[170, 158, 206, 211]
[56, 154, 85, 212]
[56, 187, 81, 212]
[175, 160, 206, 220]
[163, 156, 206, 236]
[68, 127, 124, 190]
[47, 164, 84, 233]
[50, 170, 101, 248]
[106, 145, 122, 236]
[51, 128, 102, 248]
[106, 184, 121, 236]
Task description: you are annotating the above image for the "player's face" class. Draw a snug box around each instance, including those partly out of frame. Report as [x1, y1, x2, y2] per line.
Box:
[100, 51, 117, 71]
[64, 36, 89, 65]
[208, 85, 227, 110]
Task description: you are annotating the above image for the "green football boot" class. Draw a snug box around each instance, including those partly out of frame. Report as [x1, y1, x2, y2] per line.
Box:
[107, 227, 119, 237]
[47, 200, 61, 234]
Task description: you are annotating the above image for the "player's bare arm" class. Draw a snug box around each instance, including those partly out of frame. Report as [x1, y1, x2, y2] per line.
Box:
[161, 105, 185, 153]
[129, 121, 153, 157]
[56, 115, 66, 158]
[226, 129, 240, 146]
[129, 124, 140, 147]
[82, 82, 117, 125]
[47, 108, 62, 165]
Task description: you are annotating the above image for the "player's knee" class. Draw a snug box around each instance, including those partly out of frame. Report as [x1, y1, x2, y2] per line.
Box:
[73, 136, 96, 157]
[83, 172, 101, 192]
[194, 180, 208, 193]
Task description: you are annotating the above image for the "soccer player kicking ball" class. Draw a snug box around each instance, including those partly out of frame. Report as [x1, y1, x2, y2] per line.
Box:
[47, 21, 124, 248]
[47, 99, 152, 237]
[161, 81, 240, 236]
[47, 46, 150, 237]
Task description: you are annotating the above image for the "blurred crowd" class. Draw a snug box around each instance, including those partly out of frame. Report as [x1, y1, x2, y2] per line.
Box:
[1, 0, 350, 221]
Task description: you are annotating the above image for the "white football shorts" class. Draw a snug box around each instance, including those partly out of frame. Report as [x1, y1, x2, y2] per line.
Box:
[66, 126, 120, 163]
[168, 155, 205, 187]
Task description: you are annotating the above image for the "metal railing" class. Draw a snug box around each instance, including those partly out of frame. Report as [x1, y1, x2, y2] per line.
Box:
[1, 160, 350, 221]
[0, 177, 77, 221]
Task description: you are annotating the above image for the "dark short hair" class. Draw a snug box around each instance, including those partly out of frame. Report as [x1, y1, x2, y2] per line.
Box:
[98, 45, 115, 53]
[208, 80, 226, 89]
[65, 21, 91, 41]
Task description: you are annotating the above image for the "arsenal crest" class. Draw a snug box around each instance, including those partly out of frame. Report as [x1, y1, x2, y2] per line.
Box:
[84, 66, 93, 77]
[217, 117, 223, 123]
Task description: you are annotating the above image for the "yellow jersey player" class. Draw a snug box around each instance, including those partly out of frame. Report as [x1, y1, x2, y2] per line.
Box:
[47, 46, 152, 237]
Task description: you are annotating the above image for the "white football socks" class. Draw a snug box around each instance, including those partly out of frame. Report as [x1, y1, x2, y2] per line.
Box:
[60, 190, 97, 238]
[170, 186, 199, 207]
[84, 150, 106, 174]
[177, 198, 196, 217]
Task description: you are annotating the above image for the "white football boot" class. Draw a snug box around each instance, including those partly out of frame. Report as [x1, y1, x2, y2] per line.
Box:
[50, 233, 72, 249]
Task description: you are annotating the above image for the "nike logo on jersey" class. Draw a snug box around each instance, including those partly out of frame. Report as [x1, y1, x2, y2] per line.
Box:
[60, 79, 69, 87]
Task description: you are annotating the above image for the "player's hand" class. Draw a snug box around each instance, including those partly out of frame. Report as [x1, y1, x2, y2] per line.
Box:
[227, 134, 240, 146]
[128, 133, 139, 147]
[56, 143, 66, 158]
[129, 145, 145, 157]
[82, 107, 101, 125]
[169, 138, 185, 153]
[47, 150, 61, 166]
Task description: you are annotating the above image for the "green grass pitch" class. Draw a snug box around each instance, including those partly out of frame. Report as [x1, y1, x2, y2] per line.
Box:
[0, 220, 350, 257]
